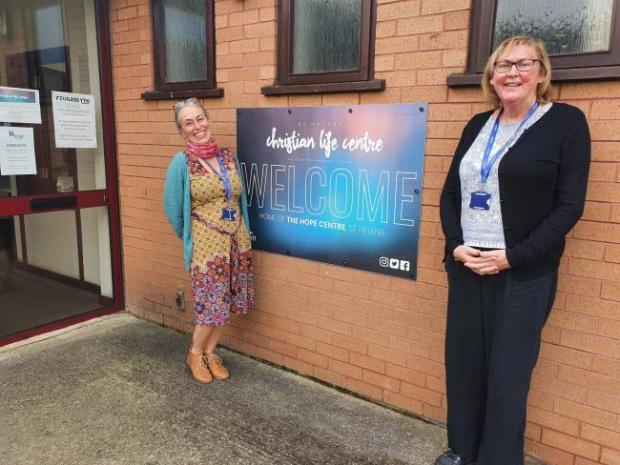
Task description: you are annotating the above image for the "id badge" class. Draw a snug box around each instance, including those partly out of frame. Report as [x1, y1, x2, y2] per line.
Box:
[221, 206, 237, 221]
[469, 191, 491, 210]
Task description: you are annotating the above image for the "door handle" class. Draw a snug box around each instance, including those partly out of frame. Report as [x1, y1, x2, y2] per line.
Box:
[30, 195, 77, 211]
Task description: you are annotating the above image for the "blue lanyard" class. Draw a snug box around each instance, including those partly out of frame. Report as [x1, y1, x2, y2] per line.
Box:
[480, 101, 539, 184]
[216, 157, 232, 202]
[203, 156, 232, 202]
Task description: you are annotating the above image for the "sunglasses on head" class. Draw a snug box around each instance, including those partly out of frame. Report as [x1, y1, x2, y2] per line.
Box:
[174, 97, 200, 110]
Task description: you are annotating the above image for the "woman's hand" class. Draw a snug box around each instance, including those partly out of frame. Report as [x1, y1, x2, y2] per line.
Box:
[453, 246, 510, 275]
[453, 245, 481, 263]
[453, 245, 498, 275]
[479, 249, 511, 272]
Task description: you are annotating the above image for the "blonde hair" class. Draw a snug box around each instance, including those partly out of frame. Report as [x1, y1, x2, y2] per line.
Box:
[174, 97, 208, 131]
[482, 36, 553, 108]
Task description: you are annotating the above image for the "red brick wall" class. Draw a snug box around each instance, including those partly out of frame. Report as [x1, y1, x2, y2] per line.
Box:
[109, 1, 620, 464]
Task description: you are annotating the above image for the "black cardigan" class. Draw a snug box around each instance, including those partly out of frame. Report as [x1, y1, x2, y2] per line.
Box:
[439, 102, 591, 280]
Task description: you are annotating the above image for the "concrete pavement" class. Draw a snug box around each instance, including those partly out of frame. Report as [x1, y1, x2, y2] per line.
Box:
[0, 313, 545, 465]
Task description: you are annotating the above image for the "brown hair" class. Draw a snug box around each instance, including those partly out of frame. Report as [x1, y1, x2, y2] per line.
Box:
[481, 36, 553, 108]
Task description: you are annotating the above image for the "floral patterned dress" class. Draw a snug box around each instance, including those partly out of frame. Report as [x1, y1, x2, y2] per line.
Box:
[187, 148, 253, 326]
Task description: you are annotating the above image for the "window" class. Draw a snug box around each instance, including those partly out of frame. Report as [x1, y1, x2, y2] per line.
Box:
[262, 0, 385, 95]
[448, 0, 620, 86]
[142, 0, 222, 100]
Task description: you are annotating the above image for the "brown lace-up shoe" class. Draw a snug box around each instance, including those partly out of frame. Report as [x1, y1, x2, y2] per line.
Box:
[206, 353, 230, 380]
[187, 349, 213, 384]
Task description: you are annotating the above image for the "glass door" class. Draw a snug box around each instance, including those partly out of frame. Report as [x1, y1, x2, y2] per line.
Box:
[0, 0, 122, 343]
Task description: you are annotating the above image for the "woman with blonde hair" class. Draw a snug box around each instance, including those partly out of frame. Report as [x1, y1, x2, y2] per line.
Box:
[437, 36, 590, 465]
[164, 98, 253, 384]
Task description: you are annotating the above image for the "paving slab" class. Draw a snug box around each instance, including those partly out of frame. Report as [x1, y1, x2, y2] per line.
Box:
[0, 313, 546, 465]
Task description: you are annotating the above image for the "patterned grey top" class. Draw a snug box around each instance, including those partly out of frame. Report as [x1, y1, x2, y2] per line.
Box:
[460, 103, 553, 249]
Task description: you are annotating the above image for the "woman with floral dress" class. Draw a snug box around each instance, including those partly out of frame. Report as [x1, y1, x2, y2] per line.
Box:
[164, 98, 253, 384]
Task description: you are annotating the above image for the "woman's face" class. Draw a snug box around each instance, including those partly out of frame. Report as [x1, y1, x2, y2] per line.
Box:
[490, 44, 543, 108]
[178, 105, 211, 144]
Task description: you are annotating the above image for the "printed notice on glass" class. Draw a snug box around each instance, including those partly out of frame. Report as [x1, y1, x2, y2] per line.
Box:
[0, 86, 41, 124]
[52, 91, 97, 148]
[0, 127, 37, 175]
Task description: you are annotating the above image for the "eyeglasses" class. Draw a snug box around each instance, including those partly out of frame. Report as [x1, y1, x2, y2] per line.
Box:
[174, 97, 199, 110]
[494, 58, 540, 73]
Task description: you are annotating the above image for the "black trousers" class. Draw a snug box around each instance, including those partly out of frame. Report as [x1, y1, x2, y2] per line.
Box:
[444, 256, 557, 465]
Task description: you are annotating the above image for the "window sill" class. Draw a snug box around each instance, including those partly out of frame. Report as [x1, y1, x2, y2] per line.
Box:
[261, 79, 386, 96]
[141, 87, 224, 100]
[448, 66, 620, 87]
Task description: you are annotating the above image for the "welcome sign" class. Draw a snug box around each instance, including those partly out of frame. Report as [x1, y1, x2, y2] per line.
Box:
[236, 104, 427, 279]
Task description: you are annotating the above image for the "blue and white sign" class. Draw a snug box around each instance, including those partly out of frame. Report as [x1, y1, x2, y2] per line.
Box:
[0, 86, 41, 124]
[0, 126, 37, 175]
[237, 104, 427, 279]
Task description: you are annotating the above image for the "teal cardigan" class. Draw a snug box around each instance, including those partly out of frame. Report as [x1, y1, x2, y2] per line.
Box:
[163, 151, 251, 271]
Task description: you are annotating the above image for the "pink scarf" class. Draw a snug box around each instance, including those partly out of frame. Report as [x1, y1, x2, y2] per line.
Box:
[186, 138, 219, 159]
